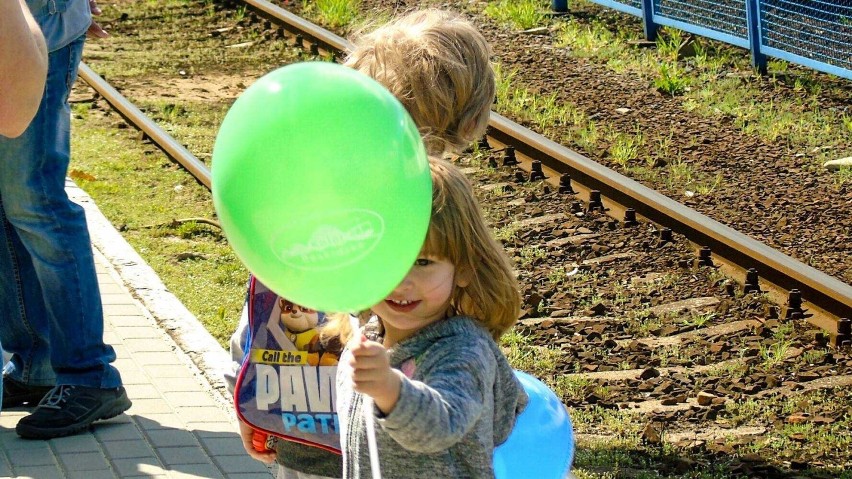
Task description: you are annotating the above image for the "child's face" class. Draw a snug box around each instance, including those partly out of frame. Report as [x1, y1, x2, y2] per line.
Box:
[372, 255, 457, 344]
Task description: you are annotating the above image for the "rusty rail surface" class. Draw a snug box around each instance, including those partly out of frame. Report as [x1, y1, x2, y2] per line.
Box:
[77, 1, 852, 337]
[77, 63, 211, 189]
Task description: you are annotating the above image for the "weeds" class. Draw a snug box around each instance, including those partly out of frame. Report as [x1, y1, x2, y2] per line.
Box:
[576, 121, 600, 151]
[654, 62, 689, 96]
[693, 172, 723, 195]
[842, 114, 852, 134]
[493, 223, 520, 244]
[554, 375, 592, 401]
[608, 131, 643, 166]
[233, 4, 246, 22]
[760, 340, 790, 370]
[801, 348, 827, 365]
[656, 27, 684, 61]
[547, 266, 570, 284]
[666, 159, 694, 189]
[518, 245, 548, 267]
[501, 329, 561, 375]
[308, 0, 360, 29]
[682, 311, 715, 328]
[483, 0, 546, 31]
[556, 19, 629, 60]
[705, 360, 748, 379]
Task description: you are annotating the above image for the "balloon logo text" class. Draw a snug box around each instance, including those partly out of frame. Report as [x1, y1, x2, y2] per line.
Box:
[272, 209, 385, 271]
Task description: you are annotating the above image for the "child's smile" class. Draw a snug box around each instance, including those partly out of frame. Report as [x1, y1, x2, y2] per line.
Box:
[373, 255, 459, 344]
[385, 299, 420, 313]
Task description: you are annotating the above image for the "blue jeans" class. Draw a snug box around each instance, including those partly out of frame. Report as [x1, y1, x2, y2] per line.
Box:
[0, 35, 121, 391]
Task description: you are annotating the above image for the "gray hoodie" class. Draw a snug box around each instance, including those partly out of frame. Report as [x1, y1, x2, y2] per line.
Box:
[337, 316, 528, 479]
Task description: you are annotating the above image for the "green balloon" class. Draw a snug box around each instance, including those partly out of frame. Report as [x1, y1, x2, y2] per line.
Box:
[212, 62, 431, 312]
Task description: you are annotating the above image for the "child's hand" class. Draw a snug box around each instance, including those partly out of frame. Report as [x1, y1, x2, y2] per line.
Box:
[349, 335, 402, 415]
[237, 419, 276, 464]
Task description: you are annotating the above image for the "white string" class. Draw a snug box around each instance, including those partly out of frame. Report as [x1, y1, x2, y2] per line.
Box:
[363, 396, 383, 479]
[349, 315, 383, 479]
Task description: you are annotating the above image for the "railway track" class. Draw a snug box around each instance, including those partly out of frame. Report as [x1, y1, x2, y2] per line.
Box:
[81, 0, 851, 338]
[73, 0, 852, 475]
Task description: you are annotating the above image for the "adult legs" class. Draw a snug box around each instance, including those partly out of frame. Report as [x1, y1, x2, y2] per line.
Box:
[0, 34, 121, 392]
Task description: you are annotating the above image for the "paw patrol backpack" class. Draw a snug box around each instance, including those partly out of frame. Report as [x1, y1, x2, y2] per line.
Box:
[234, 276, 342, 453]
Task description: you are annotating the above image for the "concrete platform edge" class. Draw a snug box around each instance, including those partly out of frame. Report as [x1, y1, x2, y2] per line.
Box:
[66, 179, 233, 402]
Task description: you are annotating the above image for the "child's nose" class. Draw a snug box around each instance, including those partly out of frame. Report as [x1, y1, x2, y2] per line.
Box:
[393, 273, 415, 292]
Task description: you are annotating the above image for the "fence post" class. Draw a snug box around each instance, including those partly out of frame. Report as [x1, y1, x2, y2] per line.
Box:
[551, 0, 568, 13]
[641, 0, 659, 41]
[746, 0, 768, 74]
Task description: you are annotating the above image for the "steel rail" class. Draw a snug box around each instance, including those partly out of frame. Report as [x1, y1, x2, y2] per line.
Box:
[242, 0, 350, 51]
[77, 63, 212, 189]
[487, 113, 852, 324]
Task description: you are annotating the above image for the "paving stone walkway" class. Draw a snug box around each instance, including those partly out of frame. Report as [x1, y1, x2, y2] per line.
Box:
[0, 182, 276, 479]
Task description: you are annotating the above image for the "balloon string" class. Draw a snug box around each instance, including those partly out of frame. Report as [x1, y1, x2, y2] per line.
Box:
[349, 315, 383, 479]
[364, 396, 383, 479]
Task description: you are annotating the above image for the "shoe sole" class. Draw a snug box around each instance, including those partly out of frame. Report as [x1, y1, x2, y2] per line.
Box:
[15, 396, 133, 440]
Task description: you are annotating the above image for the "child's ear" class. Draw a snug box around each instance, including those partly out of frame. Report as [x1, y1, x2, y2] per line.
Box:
[455, 268, 472, 288]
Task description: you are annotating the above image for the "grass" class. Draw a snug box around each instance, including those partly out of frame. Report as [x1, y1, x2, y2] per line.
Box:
[517, 245, 548, 267]
[608, 131, 643, 166]
[493, 222, 520, 243]
[71, 106, 247, 344]
[834, 167, 852, 188]
[483, 0, 548, 30]
[302, 0, 361, 29]
[501, 329, 562, 377]
[495, 33, 839, 200]
[720, 388, 852, 473]
[759, 340, 790, 370]
[653, 62, 689, 96]
[556, 18, 627, 60]
[547, 265, 573, 285]
[682, 311, 715, 328]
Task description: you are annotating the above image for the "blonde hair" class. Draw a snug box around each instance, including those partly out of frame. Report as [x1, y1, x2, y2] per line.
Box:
[423, 159, 520, 339]
[344, 9, 495, 156]
[322, 159, 520, 343]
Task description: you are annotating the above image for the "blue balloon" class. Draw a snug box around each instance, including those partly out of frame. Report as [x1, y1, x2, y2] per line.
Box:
[494, 370, 575, 479]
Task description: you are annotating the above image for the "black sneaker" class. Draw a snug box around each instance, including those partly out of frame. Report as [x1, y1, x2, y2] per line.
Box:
[2, 376, 53, 409]
[15, 385, 132, 439]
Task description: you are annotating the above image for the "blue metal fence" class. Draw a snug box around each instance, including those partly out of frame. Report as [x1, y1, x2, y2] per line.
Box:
[554, 0, 852, 80]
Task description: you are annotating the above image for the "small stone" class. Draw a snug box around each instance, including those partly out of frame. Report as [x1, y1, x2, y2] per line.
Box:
[641, 422, 662, 444]
[520, 26, 549, 35]
[811, 416, 835, 425]
[786, 413, 810, 424]
[588, 302, 609, 316]
[696, 391, 716, 406]
[615, 107, 632, 114]
[823, 156, 852, 171]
